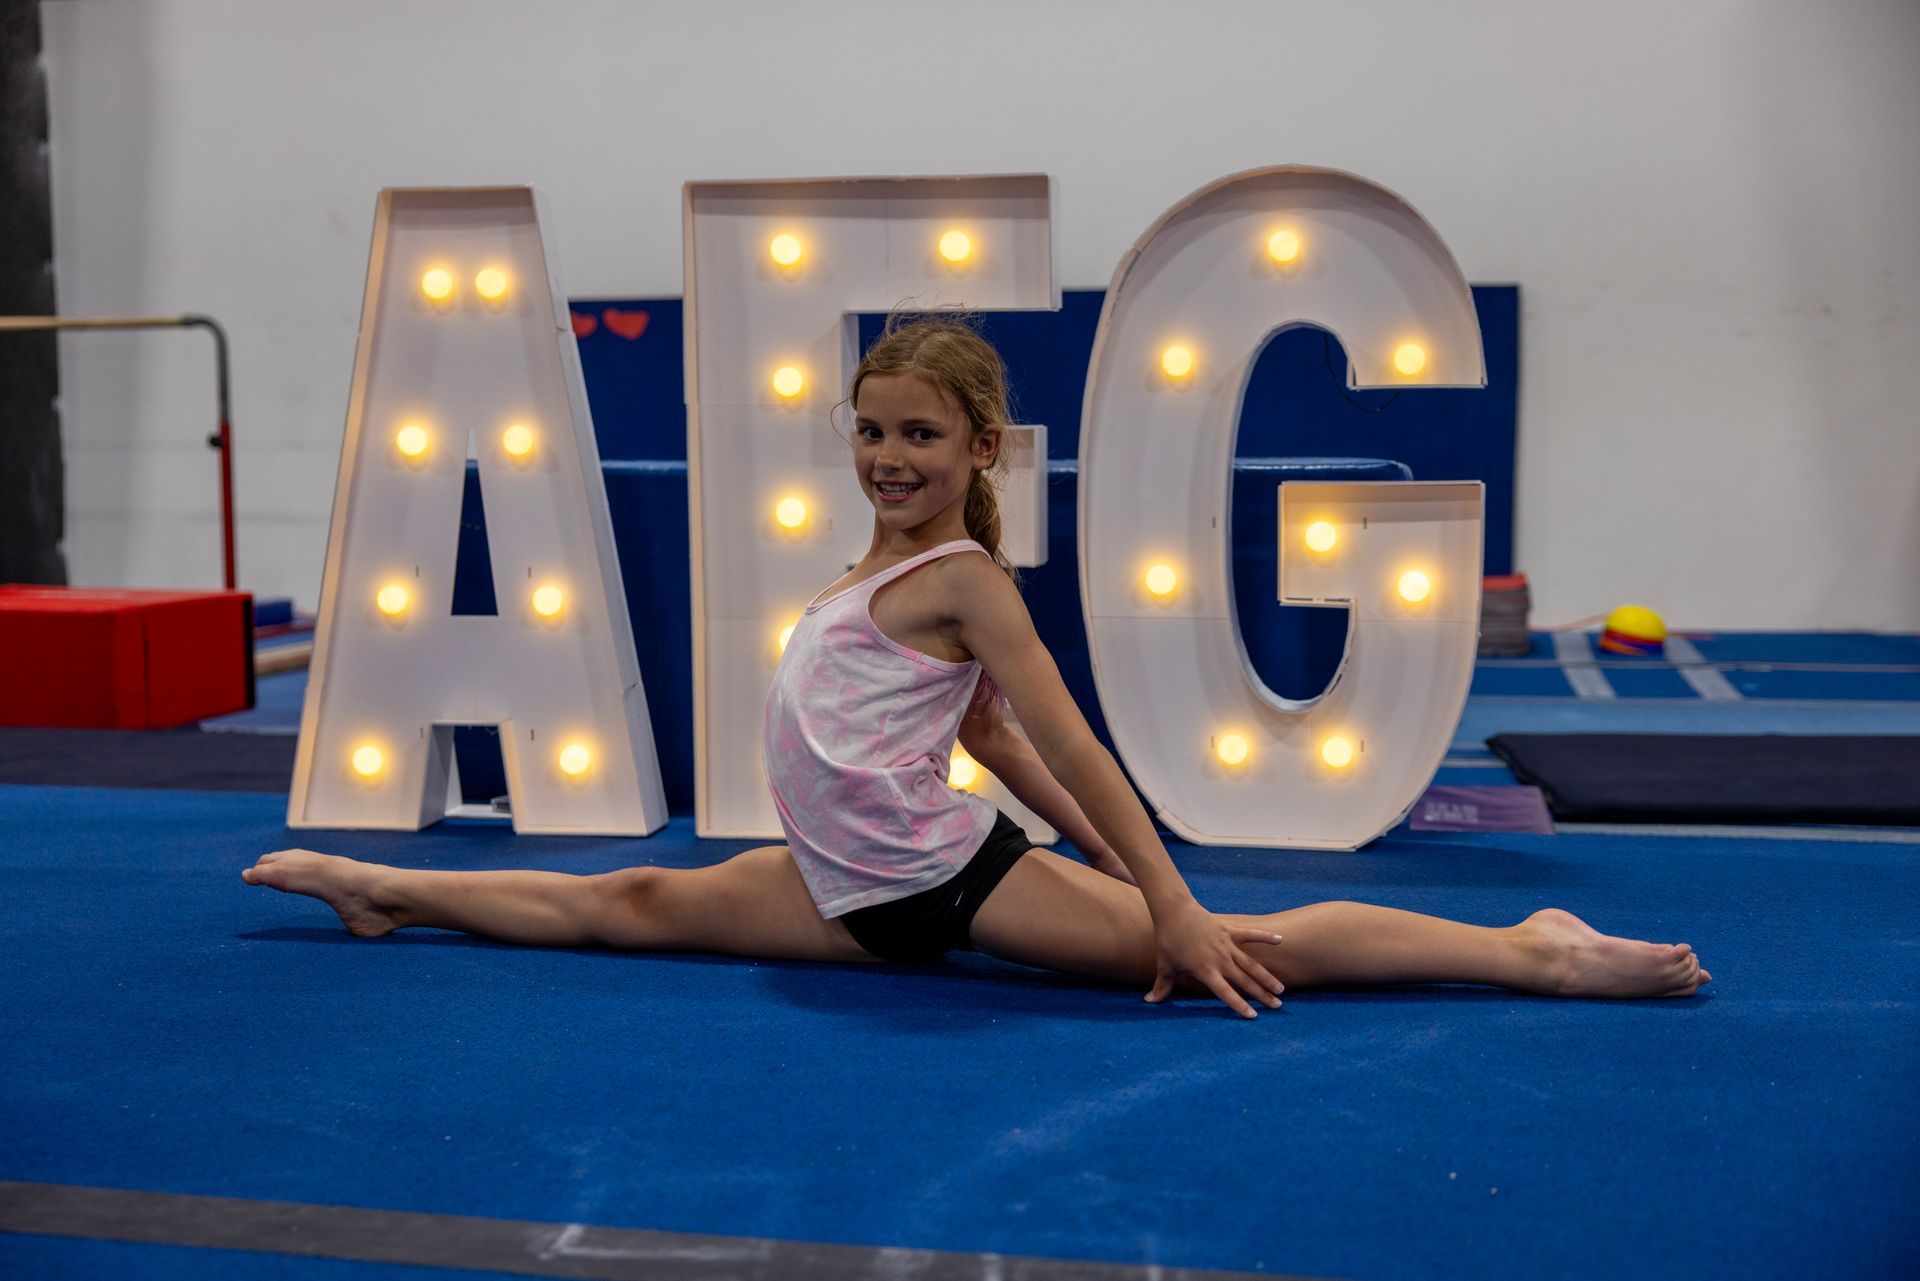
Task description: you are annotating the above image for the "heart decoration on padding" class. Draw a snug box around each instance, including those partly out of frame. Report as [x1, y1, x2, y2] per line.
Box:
[603, 307, 650, 340]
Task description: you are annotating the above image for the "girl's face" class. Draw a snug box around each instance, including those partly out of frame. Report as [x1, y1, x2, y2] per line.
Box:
[852, 373, 996, 536]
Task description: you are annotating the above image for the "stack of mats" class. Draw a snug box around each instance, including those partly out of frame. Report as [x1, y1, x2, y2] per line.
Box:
[1478, 572, 1531, 656]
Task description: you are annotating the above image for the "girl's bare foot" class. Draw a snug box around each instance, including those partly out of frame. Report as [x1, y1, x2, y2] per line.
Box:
[1518, 907, 1711, 998]
[242, 850, 401, 937]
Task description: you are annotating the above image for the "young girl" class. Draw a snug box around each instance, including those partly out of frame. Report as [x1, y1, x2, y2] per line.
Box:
[246, 317, 1708, 1017]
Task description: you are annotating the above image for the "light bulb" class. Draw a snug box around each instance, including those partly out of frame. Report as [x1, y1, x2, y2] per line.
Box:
[375, 584, 410, 618]
[558, 742, 592, 778]
[1393, 343, 1427, 376]
[501, 423, 535, 459]
[1266, 230, 1301, 264]
[1160, 345, 1195, 379]
[1321, 736, 1355, 769]
[776, 622, 797, 654]
[420, 268, 454, 301]
[1304, 520, 1338, 554]
[1215, 733, 1250, 767]
[949, 749, 980, 791]
[1398, 571, 1431, 604]
[768, 234, 803, 267]
[395, 424, 429, 459]
[774, 496, 808, 529]
[771, 366, 806, 399]
[1144, 563, 1178, 599]
[474, 267, 509, 301]
[938, 230, 972, 263]
[531, 584, 565, 618]
[350, 745, 385, 779]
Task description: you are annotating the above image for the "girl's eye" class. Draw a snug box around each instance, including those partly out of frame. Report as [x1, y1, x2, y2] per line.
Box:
[859, 427, 937, 441]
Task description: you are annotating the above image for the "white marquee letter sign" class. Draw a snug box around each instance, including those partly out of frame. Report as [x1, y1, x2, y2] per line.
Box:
[685, 176, 1056, 838]
[290, 187, 668, 835]
[1080, 167, 1487, 849]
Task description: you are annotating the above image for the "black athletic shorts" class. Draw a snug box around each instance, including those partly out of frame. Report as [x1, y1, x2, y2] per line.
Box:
[838, 808, 1034, 963]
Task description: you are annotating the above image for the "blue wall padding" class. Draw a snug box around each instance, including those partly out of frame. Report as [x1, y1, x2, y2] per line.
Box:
[451, 457, 1408, 810]
[574, 286, 1518, 569]
[460, 283, 1520, 811]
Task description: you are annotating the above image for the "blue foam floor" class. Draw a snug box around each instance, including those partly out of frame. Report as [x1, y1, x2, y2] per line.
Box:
[3, 785, 1914, 1280]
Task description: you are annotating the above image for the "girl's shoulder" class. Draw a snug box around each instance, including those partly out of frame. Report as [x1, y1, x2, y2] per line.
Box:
[927, 543, 1022, 623]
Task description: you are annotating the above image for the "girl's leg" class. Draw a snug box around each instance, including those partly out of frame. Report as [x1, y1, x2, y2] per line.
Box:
[967, 849, 1709, 1001]
[241, 846, 874, 964]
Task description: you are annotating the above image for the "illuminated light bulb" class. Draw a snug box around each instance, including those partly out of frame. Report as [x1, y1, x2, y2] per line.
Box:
[938, 230, 972, 263]
[557, 742, 593, 778]
[394, 424, 430, 459]
[776, 622, 796, 654]
[1215, 733, 1250, 767]
[420, 268, 454, 301]
[1398, 571, 1431, 604]
[1143, 563, 1178, 599]
[774, 496, 808, 529]
[501, 423, 536, 459]
[768, 234, 803, 267]
[1393, 342, 1428, 376]
[771, 365, 806, 399]
[1266, 229, 1301, 264]
[1304, 520, 1338, 554]
[474, 267, 509, 301]
[1159, 344, 1196, 379]
[531, 584, 566, 619]
[350, 745, 385, 780]
[375, 584, 411, 618]
[949, 749, 980, 791]
[1321, 736, 1356, 769]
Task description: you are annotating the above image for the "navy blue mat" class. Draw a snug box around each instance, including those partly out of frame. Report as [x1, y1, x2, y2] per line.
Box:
[1489, 733, 1920, 825]
[0, 727, 295, 792]
[3, 785, 1913, 1280]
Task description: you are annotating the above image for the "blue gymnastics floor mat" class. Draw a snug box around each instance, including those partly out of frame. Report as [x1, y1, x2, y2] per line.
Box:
[2, 785, 1913, 1280]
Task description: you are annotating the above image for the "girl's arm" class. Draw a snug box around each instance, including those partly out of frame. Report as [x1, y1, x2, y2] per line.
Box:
[947, 556, 1280, 1017]
[958, 709, 1137, 885]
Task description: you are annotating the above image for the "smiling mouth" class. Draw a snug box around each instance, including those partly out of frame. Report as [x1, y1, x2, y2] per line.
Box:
[874, 481, 922, 502]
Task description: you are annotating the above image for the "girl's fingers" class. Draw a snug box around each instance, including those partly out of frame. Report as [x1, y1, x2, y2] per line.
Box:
[1202, 969, 1259, 1019]
[1144, 974, 1173, 1004]
[1231, 928, 1282, 946]
[1233, 951, 1285, 1001]
[1225, 959, 1280, 1009]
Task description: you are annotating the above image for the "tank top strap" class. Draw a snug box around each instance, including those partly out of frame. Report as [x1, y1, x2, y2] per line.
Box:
[807, 539, 987, 612]
[866, 538, 986, 585]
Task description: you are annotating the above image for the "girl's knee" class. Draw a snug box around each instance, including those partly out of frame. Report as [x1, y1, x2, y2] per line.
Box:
[591, 866, 672, 948]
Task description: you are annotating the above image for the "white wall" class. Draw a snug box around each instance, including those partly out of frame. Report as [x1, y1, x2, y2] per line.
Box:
[38, 0, 1920, 630]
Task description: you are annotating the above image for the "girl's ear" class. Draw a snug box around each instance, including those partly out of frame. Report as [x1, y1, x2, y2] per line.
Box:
[974, 424, 1002, 471]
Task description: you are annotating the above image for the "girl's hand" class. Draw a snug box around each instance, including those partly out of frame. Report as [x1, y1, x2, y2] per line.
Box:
[1144, 900, 1285, 1018]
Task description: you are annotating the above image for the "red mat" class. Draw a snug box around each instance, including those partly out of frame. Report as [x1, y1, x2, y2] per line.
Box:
[0, 586, 254, 729]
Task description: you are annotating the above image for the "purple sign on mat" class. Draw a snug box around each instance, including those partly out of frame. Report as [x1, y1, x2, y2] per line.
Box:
[1410, 785, 1556, 834]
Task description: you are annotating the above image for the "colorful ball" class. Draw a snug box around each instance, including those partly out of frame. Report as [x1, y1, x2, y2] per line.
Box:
[1599, 603, 1666, 656]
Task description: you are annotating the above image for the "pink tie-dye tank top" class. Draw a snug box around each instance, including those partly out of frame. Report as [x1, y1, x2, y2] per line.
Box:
[762, 538, 1001, 918]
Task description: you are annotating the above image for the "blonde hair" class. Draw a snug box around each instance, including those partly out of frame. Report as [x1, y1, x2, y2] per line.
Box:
[841, 313, 1022, 586]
